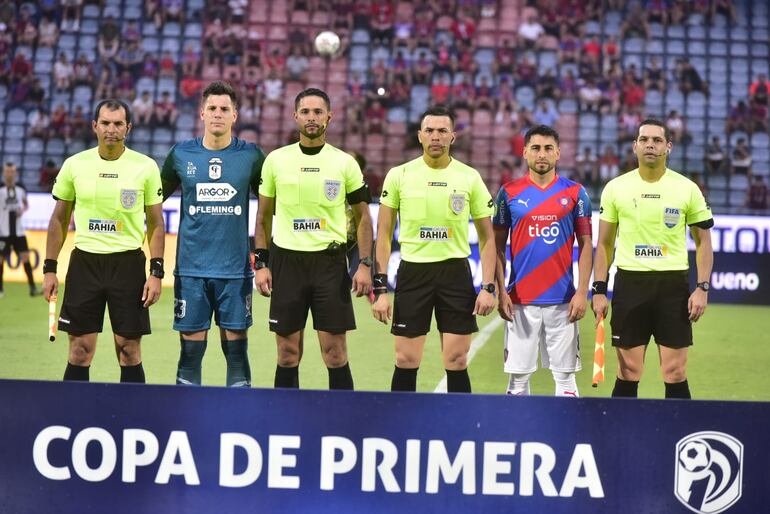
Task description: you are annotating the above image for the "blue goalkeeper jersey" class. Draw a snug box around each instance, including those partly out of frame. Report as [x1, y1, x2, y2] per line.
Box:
[162, 137, 265, 279]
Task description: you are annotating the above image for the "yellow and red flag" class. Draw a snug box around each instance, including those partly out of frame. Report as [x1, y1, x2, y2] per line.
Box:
[592, 314, 606, 387]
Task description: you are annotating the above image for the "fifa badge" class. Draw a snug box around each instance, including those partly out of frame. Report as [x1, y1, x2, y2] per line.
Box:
[449, 193, 465, 214]
[324, 179, 341, 201]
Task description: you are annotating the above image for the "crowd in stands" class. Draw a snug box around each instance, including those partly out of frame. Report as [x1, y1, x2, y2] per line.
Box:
[0, 0, 767, 213]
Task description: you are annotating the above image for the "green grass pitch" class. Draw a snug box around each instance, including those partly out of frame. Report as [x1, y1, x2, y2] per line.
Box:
[1, 282, 768, 401]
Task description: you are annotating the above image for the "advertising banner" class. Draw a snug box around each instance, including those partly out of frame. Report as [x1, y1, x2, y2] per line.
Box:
[0, 380, 768, 514]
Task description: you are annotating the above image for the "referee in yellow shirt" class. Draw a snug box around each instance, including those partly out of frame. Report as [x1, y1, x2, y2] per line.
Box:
[591, 119, 714, 399]
[42, 100, 165, 383]
[254, 88, 373, 390]
[372, 106, 497, 393]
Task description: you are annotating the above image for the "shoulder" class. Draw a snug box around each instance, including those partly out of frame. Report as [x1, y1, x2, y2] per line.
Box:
[449, 157, 479, 176]
[63, 147, 98, 167]
[231, 137, 265, 156]
[265, 142, 298, 160]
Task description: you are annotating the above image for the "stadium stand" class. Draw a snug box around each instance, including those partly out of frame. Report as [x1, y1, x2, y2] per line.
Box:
[0, 0, 767, 213]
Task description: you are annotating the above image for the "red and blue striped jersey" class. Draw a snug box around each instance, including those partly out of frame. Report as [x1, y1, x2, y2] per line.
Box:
[493, 174, 592, 304]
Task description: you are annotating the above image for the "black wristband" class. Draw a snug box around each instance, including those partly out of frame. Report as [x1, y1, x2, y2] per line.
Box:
[150, 258, 165, 278]
[591, 281, 608, 295]
[373, 273, 388, 289]
[255, 248, 270, 266]
[43, 259, 58, 274]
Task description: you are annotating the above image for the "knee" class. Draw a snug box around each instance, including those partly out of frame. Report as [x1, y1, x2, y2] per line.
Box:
[443, 351, 468, 370]
[661, 362, 687, 383]
[277, 342, 301, 367]
[117, 342, 142, 366]
[395, 349, 421, 369]
[69, 344, 93, 366]
[322, 344, 348, 368]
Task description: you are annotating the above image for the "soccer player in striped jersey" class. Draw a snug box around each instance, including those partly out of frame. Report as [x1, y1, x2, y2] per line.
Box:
[493, 125, 593, 397]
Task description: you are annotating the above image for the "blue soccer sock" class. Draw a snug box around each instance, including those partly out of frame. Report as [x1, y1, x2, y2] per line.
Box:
[221, 339, 251, 387]
[176, 338, 207, 385]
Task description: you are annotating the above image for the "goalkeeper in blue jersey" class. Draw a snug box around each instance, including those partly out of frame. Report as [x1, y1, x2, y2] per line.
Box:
[161, 81, 265, 387]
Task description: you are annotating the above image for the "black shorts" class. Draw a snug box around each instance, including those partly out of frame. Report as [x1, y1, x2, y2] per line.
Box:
[391, 259, 478, 337]
[610, 269, 692, 349]
[0, 235, 29, 257]
[268, 244, 355, 334]
[59, 248, 151, 337]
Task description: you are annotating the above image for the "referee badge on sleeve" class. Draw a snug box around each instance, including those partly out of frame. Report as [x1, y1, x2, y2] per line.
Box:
[120, 189, 138, 209]
[324, 179, 341, 201]
[449, 193, 466, 214]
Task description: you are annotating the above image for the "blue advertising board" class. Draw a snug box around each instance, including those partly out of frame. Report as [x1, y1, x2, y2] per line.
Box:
[0, 379, 767, 513]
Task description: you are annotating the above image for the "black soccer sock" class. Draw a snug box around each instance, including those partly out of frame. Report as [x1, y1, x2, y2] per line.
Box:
[275, 364, 299, 388]
[23, 261, 35, 287]
[221, 339, 251, 387]
[176, 338, 207, 385]
[611, 377, 639, 397]
[391, 366, 418, 392]
[120, 363, 146, 383]
[446, 368, 472, 393]
[327, 362, 354, 390]
[64, 363, 89, 381]
[665, 379, 691, 399]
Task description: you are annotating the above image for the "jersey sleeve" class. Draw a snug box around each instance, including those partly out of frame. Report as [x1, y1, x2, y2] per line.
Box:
[492, 187, 512, 228]
[51, 157, 75, 201]
[160, 146, 180, 184]
[343, 153, 365, 193]
[574, 185, 592, 236]
[379, 166, 401, 209]
[598, 180, 618, 223]
[144, 160, 163, 206]
[258, 152, 276, 198]
[685, 180, 712, 225]
[249, 146, 266, 197]
[469, 172, 494, 218]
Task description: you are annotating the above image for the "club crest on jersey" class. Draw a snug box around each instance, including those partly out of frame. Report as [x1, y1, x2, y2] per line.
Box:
[664, 207, 680, 228]
[324, 179, 342, 201]
[419, 226, 452, 240]
[208, 157, 222, 179]
[449, 193, 466, 214]
[120, 189, 138, 209]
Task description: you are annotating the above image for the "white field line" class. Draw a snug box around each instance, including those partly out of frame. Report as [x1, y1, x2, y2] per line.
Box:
[433, 317, 504, 393]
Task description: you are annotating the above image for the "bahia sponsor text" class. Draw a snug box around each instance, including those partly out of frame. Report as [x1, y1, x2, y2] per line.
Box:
[32, 426, 604, 497]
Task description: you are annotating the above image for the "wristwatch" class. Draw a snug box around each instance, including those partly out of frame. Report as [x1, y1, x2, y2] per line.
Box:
[255, 261, 269, 270]
[696, 281, 710, 292]
[360, 257, 373, 267]
[149, 268, 165, 279]
[481, 283, 496, 294]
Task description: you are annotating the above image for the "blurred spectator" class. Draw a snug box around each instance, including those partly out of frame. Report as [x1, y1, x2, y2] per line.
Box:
[99, 16, 121, 48]
[392, 11, 414, 49]
[53, 53, 74, 91]
[533, 100, 559, 126]
[264, 47, 286, 78]
[286, 46, 309, 83]
[451, 41, 478, 77]
[494, 102, 520, 131]
[746, 175, 768, 210]
[61, 0, 83, 32]
[618, 106, 642, 142]
[730, 138, 752, 178]
[646, 0, 668, 24]
[229, 0, 248, 24]
[452, 73, 475, 110]
[50, 103, 70, 142]
[514, 54, 537, 90]
[493, 38, 516, 78]
[122, 20, 142, 44]
[451, 10, 476, 45]
[28, 109, 51, 140]
[704, 136, 726, 176]
[158, 50, 177, 79]
[94, 67, 116, 100]
[26, 78, 46, 107]
[510, 129, 525, 168]
[619, 3, 650, 39]
[153, 91, 178, 127]
[518, 14, 545, 49]
[558, 33, 580, 64]
[364, 99, 386, 133]
[749, 100, 768, 133]
[559, 69, 579, 100]
[39, 160, 59, 192]
[390, 49, 412, 84]
[726, 100, 751, 134]
[115, 41, 144, 76]
[433, 40, 452, 75]
[159, 0, 185, 27]
[263, 69, 284, 105]
[115, 70, 137, 100]
[413, 8, 435, 49]
[389, 77, 410, 107]
[10, 52, 32, 84]
[583, 36, 602, 67]
[598, 145, 620, 183]
[179, 76, 205, 106]
[412, 50, 433, 84]
[431, 74, 451, 104]
[540, 0, 560, 37]
[141, 52, 159, 78]
[475, 76, 497, 111]
[288, 25, 312, 56]
[132, 91, 155, 125]
[496, 160, 514, 191]
[674, 59, 709, 96]
[710, 0, 738, 24]
[370, 2, 395, 46]
[69, 105, 91, 142]
[620, 147, 637, 173]
[599, 80, 621, 114]
[602, 35, 620, 71]
[643, 56, 666, 91]
[579, 79, 602, 112]
[575, 146, 599, 185]
[536, 68, 559, 100]
[749, 74, 769, 105]
[38, 15, 59, 47]
[666, 110, 688, 143]
[98, 29, 121, 61]
[73, 53, 94, 86]
[181, 43, 201, 77]
[238, 98, 260, 132]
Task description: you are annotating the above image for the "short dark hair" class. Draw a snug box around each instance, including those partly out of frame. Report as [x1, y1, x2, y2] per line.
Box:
[420, 105, 455, 128]
[202, 80, 239, 109]
[524, 124, 560, 146]
[93, 99, 131, 125]
[295, 88, 331, 111]
[637, 118, 671, 142]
